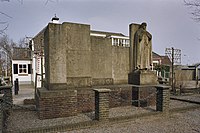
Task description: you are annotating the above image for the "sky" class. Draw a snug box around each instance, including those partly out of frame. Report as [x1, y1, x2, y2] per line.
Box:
[0, 0, 200, 65]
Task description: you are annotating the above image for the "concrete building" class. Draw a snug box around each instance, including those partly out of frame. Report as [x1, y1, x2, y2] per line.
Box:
[33, 22, 130, 88]
[13, 21, 168, 88]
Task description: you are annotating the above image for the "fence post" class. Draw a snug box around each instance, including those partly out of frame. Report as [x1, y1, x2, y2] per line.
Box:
[93, 89, 110, 121]
[0, 94, 3, 133]
[14, 78, 19, 95]
[155, 85, 170, 113]
[0, 86, 13, 110]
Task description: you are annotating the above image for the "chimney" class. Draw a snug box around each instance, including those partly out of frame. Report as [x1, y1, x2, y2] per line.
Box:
[51, 14, 59, 24]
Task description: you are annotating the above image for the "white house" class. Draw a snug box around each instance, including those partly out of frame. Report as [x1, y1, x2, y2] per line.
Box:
[12, 47, 32, 84]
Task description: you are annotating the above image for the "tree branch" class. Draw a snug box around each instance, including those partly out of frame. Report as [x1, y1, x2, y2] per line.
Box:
[0, 0, 10, 2]
[0, 11, 12, 18]
[0, 24, 9, 35]
[184, 0, 200, 22]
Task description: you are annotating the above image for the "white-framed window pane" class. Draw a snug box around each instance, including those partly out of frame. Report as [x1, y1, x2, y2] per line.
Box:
[19, 64, 22, 69]
[19, 64, 27, 74]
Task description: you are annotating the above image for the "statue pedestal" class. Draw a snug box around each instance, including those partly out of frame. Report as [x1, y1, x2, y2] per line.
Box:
[129, 70, 158, 107]
[132, 85, 156, 107]
[128, 70, 158, 85]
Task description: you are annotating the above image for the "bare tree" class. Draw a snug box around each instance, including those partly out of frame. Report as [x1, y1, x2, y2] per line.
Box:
[0, 35, 17, 76]
[184, 0, 200, 22]
[0, 11, 11, 35]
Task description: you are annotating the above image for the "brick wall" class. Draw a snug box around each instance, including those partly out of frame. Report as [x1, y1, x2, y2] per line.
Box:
[36, 88, 77, 119]
[36, 85, 160, 119]
[77, 88, 95, 113]
[109, 87, 132, 108]
[77, 85, 132, 113]
[156, 86, 170, 112]
[94, 89, 110, 121]
[132, 86, 156, 107]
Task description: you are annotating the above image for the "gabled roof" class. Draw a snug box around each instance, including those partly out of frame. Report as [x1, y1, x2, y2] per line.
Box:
[152, 52, 171, 66]
[161, 56, 171, 65]
[12, 47, 31, 60]
[152, 51, 161, 58]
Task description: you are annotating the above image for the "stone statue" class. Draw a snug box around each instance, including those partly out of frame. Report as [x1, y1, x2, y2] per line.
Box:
[134, 22, 152, 70]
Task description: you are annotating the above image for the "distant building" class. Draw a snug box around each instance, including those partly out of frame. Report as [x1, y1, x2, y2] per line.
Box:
[12, 47, 32, 84]
[90, 30, 130, 47]
[152, 52, 171, 82]
[175, 63, 200, 89]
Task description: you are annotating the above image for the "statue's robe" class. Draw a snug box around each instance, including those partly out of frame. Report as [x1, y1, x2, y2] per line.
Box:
[134, 28, 152, 70]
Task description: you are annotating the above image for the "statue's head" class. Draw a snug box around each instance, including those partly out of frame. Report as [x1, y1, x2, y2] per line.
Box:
[140, 22, 147, 30]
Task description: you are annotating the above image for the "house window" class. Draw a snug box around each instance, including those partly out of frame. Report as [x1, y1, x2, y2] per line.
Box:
[113, 38, 119, 46]
[125, 39, 130, 47]
[19, 64, 27, 74]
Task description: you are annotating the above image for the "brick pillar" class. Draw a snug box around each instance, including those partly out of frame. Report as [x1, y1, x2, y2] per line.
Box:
[0, 86, 13, 110]
[93, 89, 110, 121]
[156, 85, 170, 112]
[0, 94, 3, 133]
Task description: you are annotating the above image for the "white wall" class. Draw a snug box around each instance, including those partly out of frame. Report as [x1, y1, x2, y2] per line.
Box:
[32, 55, 45, 88]
[12, 60, 32, 85]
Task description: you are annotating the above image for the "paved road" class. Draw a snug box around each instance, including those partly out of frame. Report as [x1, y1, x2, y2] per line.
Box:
[68, 108, 200, 133]
[8, 86, 200, 133]
[12, 84, 34, 105]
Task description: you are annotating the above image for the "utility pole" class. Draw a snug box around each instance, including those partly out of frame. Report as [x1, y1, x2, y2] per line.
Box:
[171, 47, 175, 94]
[165, 47, 181, 95]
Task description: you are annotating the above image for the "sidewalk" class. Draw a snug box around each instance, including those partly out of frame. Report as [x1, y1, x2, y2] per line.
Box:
[12, 84, 35, 105]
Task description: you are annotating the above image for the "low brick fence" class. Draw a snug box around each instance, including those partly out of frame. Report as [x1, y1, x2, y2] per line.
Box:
[156, 85, 170, 112]
[77, 86, 132, 113]
[94, 85, 170, 121]
[94, 89, 110, 121]
[36, 85, 170, 120]
[36, 88, 77, 119]
[0, 85, 13, 133]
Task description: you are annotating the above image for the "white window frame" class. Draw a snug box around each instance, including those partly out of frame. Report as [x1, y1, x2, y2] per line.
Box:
[18, 64, 28, 74]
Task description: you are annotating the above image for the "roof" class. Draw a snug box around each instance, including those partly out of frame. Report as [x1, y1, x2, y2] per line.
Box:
[161, 56, 171, 65]
[188, 63, 200, 68]
[152, 52, 161, 59]
[91, 30, 127, 37]
[152, 52, 171, 66]
[12, 47, 31, 60]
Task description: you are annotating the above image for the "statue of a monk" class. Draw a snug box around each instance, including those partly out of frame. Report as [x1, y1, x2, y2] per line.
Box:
[134, 22, 152, 70]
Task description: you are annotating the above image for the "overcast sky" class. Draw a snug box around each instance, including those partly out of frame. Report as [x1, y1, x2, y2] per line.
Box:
[0, 0, 200, 65]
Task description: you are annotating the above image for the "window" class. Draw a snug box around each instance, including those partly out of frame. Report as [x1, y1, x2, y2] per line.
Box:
[112, 38, 130, 47]
[125, 40, 130, 47]
[19, 64, 27, 74]
[113, 38, 119, 46]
